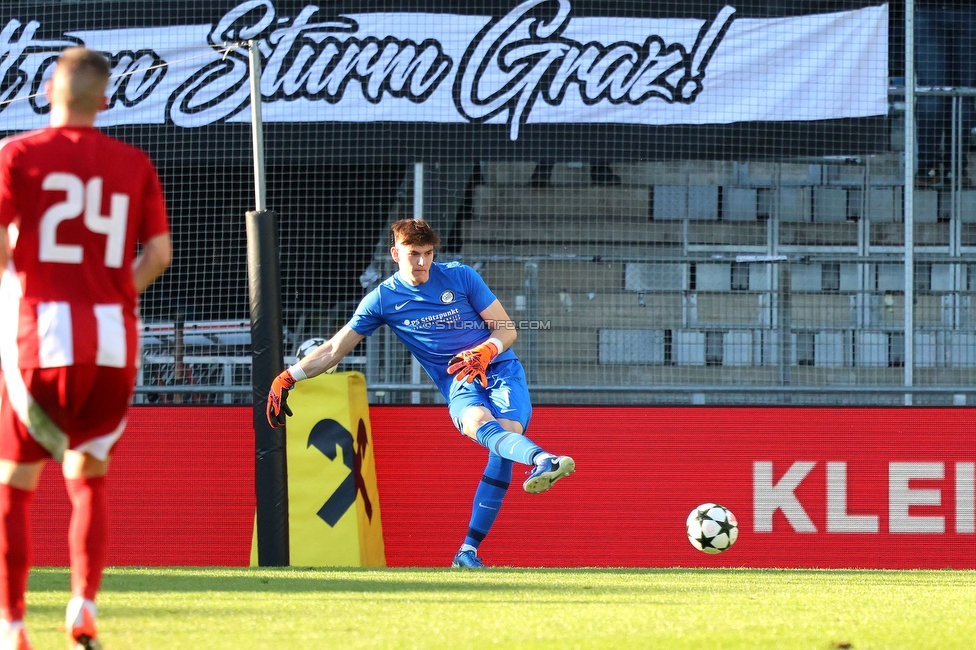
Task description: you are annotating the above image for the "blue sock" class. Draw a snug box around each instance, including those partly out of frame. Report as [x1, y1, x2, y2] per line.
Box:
[464, 453, 513, 550]
[474, 421, 544, 466]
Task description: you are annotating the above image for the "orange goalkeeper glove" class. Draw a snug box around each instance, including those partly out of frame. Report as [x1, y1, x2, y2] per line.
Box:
[266, 369, 298, 428]
[447, 338, 501, 388]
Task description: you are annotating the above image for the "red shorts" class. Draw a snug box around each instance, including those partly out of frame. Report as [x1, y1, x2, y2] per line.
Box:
[0, 365, 137, 463]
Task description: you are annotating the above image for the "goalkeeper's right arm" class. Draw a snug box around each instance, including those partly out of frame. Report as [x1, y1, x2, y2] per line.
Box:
[265, 325, 365, 427]
[298, 325, 365, 378]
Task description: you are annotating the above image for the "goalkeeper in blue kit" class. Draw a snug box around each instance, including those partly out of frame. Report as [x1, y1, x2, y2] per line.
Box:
[267, 218, 575, 568]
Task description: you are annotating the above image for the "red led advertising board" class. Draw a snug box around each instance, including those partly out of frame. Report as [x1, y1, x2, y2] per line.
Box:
[29, 406, 976, 569]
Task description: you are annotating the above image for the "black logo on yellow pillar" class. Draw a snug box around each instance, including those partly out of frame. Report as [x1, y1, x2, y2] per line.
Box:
[353, 419, 374, 521]
[307, 418, 374, 527]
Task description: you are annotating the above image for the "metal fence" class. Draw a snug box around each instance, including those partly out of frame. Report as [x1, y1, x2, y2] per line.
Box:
[137, 121, 976, 406]
[0, 2, 967, 406]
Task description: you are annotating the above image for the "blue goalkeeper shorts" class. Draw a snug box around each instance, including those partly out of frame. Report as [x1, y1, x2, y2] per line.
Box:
[447, 358, 532, 433]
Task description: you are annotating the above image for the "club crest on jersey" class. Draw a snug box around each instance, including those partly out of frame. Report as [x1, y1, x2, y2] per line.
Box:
[440, 290, 455, 304]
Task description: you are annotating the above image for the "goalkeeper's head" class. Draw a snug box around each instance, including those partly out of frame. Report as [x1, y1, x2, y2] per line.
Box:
[390, 218, 441, 286]
[390, 218, 441, 249]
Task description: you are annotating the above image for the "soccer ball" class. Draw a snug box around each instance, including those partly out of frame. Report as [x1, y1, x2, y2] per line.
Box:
[686, 503, 738, 554]
[294, 337, 336, 373]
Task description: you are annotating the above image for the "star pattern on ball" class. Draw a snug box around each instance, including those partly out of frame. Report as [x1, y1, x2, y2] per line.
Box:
[695, 527, 719, 551]
[687, 504, 738, 554]
[716, 516, 735, 538]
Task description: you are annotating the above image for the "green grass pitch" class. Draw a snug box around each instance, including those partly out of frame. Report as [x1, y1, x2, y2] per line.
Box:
[25, 566, 976, 649]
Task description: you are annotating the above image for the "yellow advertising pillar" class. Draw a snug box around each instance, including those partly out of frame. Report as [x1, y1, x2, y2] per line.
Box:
[251, 371, 385, 567]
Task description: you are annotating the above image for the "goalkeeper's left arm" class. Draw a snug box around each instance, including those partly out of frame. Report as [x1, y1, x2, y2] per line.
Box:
[447, 300, 517, 388]
[266, 325, 366, 427]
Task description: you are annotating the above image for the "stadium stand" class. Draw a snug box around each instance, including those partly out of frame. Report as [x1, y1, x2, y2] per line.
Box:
[441, 150, 976, 402]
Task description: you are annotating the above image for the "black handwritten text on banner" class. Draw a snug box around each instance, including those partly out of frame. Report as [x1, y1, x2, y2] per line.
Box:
[0, 0, 888, 140]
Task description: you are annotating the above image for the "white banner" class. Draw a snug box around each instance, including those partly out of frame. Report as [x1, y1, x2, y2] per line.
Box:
[0, 0, 888, 140]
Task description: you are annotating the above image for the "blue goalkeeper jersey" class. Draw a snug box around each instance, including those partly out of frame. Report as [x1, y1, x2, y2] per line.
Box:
[348, 261, 518, 398]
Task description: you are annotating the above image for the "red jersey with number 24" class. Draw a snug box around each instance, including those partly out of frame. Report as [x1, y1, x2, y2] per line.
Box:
[0, 126, 169, 370]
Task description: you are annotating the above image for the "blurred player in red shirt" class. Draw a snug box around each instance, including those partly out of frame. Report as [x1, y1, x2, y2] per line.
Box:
[0, 47, 171, 650]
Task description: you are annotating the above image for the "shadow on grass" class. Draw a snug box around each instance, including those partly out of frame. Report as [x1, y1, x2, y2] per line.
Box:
[24, 566, 726, 595]
[27, 566, 975, 598]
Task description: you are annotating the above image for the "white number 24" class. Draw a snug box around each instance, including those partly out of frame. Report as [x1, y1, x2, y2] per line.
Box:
[39, 172, 129, 268]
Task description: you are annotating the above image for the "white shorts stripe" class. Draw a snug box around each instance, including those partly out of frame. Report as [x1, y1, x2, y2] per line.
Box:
[36, 302, 74, 368]
[1, 366, 70, 461]
[73, 417, 126, 461]
[95, 304, 126, 368]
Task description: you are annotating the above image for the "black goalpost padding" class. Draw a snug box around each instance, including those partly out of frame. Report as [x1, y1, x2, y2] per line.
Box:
[246, 209, 289, 567]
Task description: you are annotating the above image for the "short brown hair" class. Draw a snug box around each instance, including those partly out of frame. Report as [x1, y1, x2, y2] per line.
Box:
[390, 218, 441, 248]
[51, 47, 110, 113]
